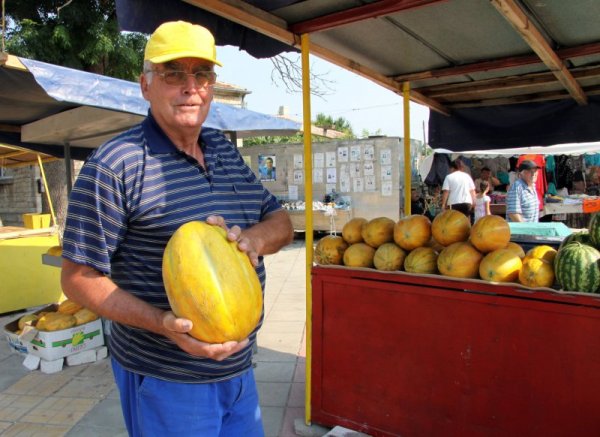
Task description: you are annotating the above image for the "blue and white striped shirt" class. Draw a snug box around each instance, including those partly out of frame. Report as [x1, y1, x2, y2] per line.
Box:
[62, 113, 281, 382]
[506, 178, 539, 222]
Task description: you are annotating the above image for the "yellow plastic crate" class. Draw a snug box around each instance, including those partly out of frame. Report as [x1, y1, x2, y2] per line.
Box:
[22, 213, 51, 229]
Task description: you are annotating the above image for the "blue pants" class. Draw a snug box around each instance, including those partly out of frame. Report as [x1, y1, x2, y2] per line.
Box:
[111, 358, 264, 437]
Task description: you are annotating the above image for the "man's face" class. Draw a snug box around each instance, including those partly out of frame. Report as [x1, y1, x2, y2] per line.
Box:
[521, 168, 537, 184]
[266, 159, 273, 168]
[140, 58, 214, 135]
[481, 170, 490, 180]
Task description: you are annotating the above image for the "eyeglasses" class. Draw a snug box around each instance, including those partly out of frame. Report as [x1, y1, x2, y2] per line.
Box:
[152, 70, 217, 88]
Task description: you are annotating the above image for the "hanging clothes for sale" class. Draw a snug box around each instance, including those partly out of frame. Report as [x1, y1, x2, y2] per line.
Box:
[555, 155, 574, 191]
[517, 154, 547, 211]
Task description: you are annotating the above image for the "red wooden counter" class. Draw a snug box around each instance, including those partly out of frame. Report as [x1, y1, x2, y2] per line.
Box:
[311, 265, 600, 436]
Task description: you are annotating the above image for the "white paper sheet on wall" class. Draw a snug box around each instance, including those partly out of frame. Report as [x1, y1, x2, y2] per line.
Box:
[314, 152, 324, 168]
[350, 145, 362, 162]
[381, 165, 392, 181]
[294, 154, 303, 169]
[363, 145, 374, 161]
[288, 185, 298, 200]
[337, 147, 348, 162]
[313, 167, 324, 184]
[382, 181, 392, 196]
[363, 161, 374, 176]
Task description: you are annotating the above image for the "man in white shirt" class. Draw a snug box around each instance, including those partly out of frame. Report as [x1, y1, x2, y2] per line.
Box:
[441, 159, 476, 217]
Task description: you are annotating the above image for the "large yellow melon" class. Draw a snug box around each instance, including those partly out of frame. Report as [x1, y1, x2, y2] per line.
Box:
[314, 235, 349, 265]
[519, 257, 555, 288]
[404, 247, 439, 274]
[343, 243, 376, 268]
[373, 242, 406, 271]
[479, 248, 522, 283]
[437, 242, 483, 278]
[470, 215, 511, 253]
[504, 241, 526, 259]
[394, 215, 431, 251]
[431, 209, 471, 246]
[162, 221, 263, 343]
[342, 217, 368, 244]
[523, 245, 558, 264]
[361, 217, 395, 248]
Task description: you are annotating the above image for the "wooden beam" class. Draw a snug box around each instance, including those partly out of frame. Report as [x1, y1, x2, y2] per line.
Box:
[490, 0, 587, 105]
[289, 0, 446, 34]
[394, 41, 600, 83]
[418, 66, 600, 99]
[183, 0, 450, 115]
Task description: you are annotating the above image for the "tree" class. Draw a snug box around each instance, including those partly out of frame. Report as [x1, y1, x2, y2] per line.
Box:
[5, 0, 146, 79]
[5, 0, 147, 232]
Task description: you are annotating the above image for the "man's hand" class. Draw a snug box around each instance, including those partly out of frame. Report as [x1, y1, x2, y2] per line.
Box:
[161, 311, 249, 361]
[205, 215, 260, 266]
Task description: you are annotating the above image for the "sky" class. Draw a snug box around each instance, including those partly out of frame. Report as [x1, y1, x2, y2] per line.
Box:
[215, 46, 431, 143]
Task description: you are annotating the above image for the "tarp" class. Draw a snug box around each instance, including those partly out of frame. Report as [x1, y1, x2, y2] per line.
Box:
[428, 97, 600, 151]
[0, 57, 301, 161]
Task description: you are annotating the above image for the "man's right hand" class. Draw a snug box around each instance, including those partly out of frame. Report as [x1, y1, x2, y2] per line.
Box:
[161, 311, 249, 361]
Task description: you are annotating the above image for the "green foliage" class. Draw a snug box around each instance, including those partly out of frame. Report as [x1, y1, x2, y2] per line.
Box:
[314, 113, 354, 138]
[5, 0, 146, 80]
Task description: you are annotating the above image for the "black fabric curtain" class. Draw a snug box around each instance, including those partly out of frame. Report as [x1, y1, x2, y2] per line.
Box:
[429, 96, 600, 151]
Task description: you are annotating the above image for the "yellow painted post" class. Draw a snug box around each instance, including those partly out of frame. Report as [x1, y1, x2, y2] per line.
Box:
[403, 82, 411, 216]
[301, 32, 313, 425]
[37, 154, 57, 229]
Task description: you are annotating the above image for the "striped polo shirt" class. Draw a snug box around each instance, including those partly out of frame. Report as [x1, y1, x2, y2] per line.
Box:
[62, 113, 281, 382]
[506, 177, 539, 222]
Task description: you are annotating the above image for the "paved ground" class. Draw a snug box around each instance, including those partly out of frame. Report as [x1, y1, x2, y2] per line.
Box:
[0, 238, 326, 437]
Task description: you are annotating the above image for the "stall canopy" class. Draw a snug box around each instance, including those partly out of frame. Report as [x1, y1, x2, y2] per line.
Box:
[0, 56, 301, 161]
[116, 0, 600, 150]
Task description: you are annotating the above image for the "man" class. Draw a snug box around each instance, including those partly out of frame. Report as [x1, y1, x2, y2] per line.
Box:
[441, 159, 476, 217]
[474, 166, 500, 191]
[259, 156, 276, 180]
[506, 160, 540, 222]
[60, 21, 293, 436]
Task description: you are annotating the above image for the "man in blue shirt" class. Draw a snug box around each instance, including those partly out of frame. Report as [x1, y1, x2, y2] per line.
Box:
[506, 160, 540, 222]
[60, 21, 293, 436]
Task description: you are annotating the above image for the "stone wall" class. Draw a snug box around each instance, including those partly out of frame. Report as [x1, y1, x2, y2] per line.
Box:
[0, 166, 41, 226]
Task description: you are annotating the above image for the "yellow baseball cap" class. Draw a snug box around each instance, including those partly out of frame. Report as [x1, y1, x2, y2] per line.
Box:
[144, 21, 222, 66]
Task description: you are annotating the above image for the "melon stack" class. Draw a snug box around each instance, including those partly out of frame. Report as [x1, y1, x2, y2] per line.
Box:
[312, 211, 592, 292]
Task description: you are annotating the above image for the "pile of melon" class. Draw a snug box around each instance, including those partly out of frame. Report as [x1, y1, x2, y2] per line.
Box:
[314, 210, 600, 293]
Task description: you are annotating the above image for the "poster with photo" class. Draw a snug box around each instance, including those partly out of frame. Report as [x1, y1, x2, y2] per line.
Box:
[381, 165, 392, 181]
[363, 144, 375, 161]
[326, 151, 337, 168]
[293, 154, 303, 169]
[293, 170, 304, 184]
[258, 155, 277, 181]
[350, 145, 362, 162]
[337, 146, 349, 162]
[340, 174, 351, 193]
[363, 161, 375, 176]
[365, 175, 377, 191]
[380, 149, 392, 165]
[381, 181, 392, 196]
[326, 168, 337, 184]
[353, 177, 364, 192]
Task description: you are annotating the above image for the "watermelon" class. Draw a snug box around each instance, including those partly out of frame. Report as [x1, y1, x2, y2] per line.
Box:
[559, 230, 592, 250]
[554, 242, 600, 293]
[588, 213, 600, 248]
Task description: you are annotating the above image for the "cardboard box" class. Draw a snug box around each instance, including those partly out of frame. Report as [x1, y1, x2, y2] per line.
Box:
[3, 305, 105, 361]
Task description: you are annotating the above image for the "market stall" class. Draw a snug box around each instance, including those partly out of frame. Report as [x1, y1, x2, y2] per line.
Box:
[114, 1, 600, 435]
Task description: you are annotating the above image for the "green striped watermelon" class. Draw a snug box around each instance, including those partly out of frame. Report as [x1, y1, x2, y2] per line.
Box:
[588, 213, 600, 248]
[554, 242, 600, 293]
[559, 230, 592, 250]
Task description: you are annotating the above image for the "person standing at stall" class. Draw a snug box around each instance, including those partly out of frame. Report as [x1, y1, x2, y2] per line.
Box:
[474, 180, 492, 222]
[60, 21, 293, 436]
[441, 158, 476, 217]
[506, 160, 540, 222]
